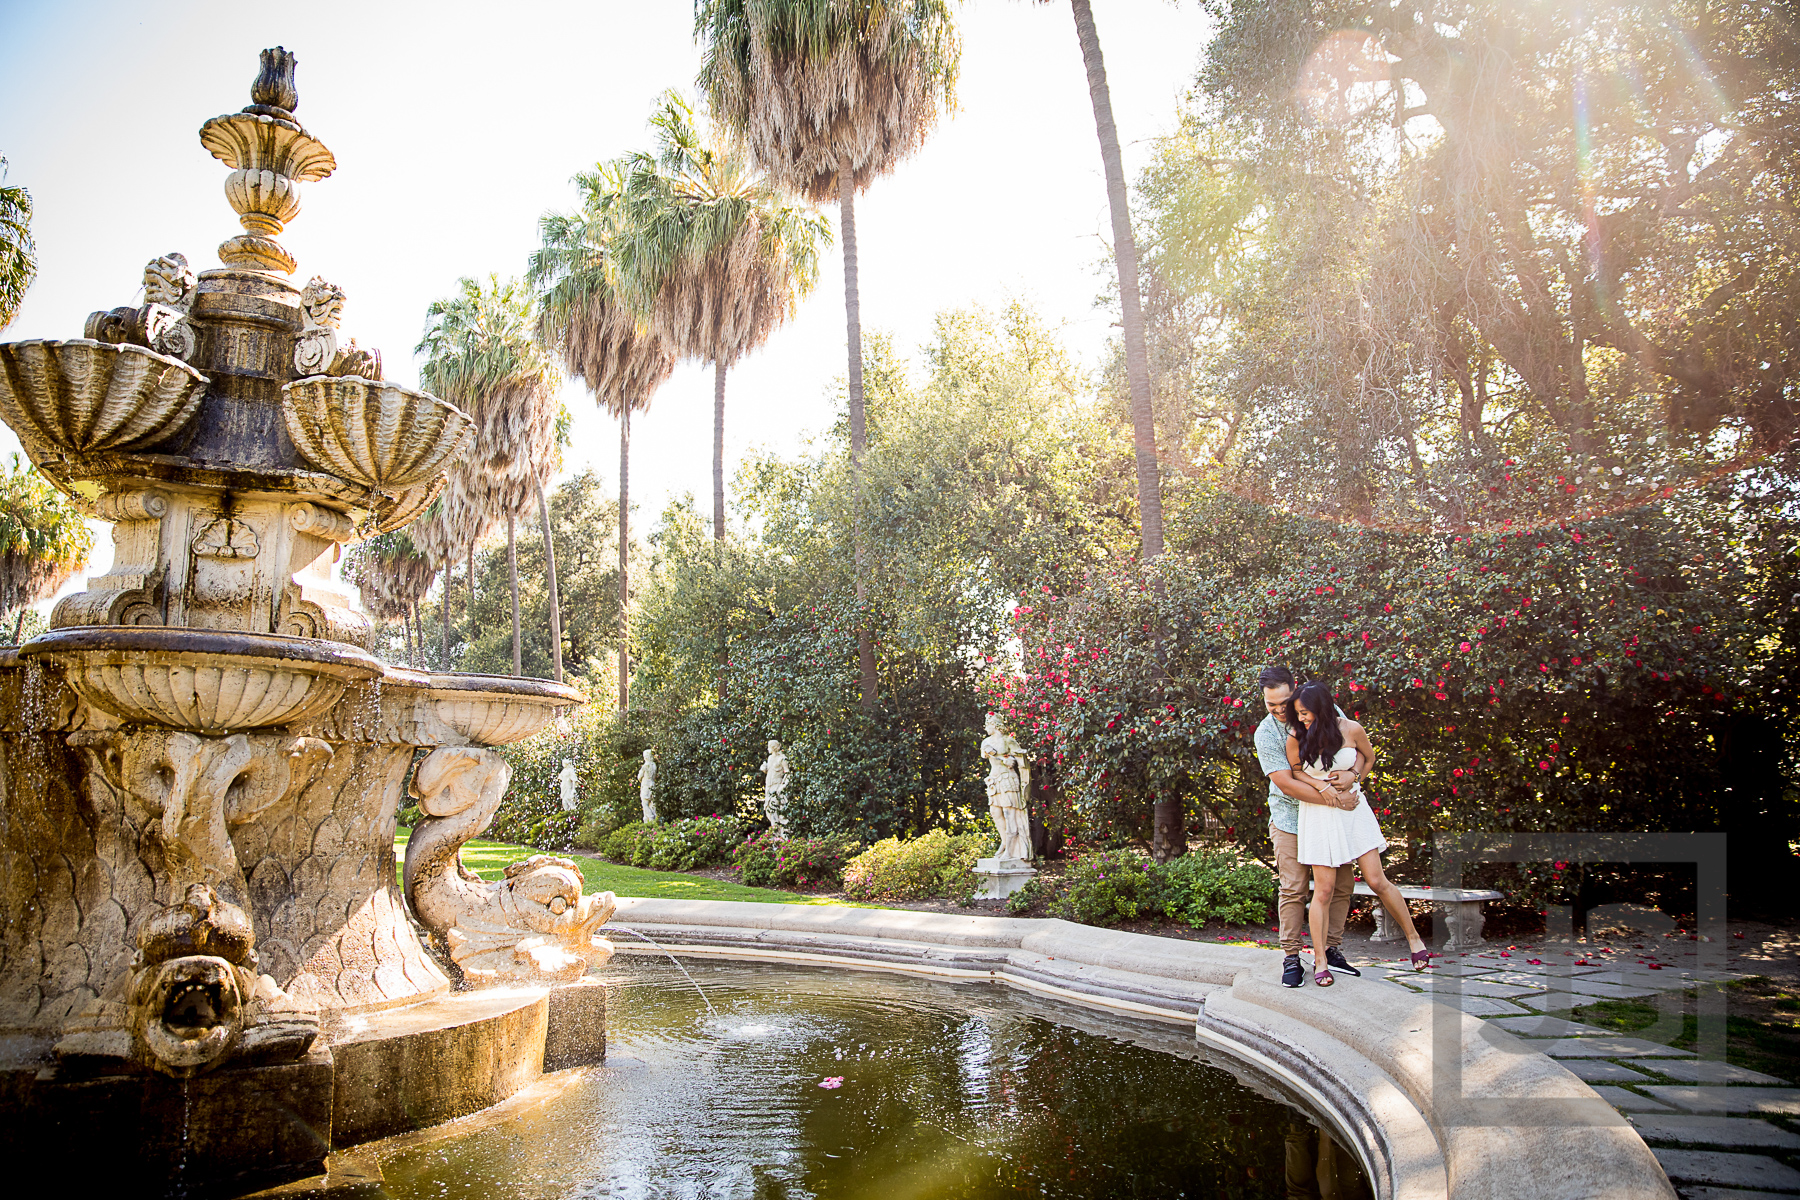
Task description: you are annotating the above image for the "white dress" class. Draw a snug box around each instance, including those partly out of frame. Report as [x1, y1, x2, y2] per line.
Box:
[1295, 745, 1388, 867]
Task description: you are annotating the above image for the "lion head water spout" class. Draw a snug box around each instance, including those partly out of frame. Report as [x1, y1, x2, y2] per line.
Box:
[0, 48, 586, 1196]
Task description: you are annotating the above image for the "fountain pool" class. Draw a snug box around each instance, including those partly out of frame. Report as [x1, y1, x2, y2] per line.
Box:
[363, 962, 1370, 1199]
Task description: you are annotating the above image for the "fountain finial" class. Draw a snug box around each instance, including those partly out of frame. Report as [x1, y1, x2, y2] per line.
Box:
[199, 48, 334, 274]
[249, 46, 299, 114]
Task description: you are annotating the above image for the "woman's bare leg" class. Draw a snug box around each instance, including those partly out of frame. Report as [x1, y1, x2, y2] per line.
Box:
[1356, 850, 1426, 953]
[1309, 863, 1338, 974]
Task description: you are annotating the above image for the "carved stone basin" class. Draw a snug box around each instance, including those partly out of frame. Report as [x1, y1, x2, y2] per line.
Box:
[0, 339, 207, 455]
[21, 627, 381, 733]
[427, 673, 583, 746]
[282, 376, 474, 492]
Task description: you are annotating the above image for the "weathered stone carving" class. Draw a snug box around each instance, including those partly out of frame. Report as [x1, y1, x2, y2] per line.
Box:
[293, 276, 344, 375]
[638, 748, 657, 822]
[404, 746, 614, 984]
[760, 739, 790, 836]
[974, 713, 1037, 900]
[54, 883, 319, 1079]
[67, 726, 333, 910]
[200, 47, 334, 274]
[0, 339, 206, 456]
[141, 252, 199, 360]
[283, 376, 474, 493]
[192, 516, 261, 560]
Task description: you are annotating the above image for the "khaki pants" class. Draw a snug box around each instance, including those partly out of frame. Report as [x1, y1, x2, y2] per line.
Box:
[1272, 821, 1355, 957]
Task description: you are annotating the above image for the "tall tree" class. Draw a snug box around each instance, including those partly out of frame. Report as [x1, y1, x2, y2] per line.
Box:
[1062, 0, 1164, 563]
[0, 157, 35, 333]
[697, 0, 961, 710]
[341, 529, 436, 663]
[615, 92, 830, 542]
[0, 454, 91, 640]
[531, 166, 678, 711]
[416, 276, 564, 678]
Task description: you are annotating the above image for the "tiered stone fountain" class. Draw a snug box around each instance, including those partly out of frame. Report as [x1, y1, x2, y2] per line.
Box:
[0, 49, 609, 1196]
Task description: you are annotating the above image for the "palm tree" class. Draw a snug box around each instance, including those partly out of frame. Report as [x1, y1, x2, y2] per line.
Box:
[0, 454, 91, 641]
[530, 167, 678, 713]
[696, 0, 961, 709]
[1061, 0, 1164, 563]
[341, 529, 436, 663]
[614, 92, 830, 542]
[0, 157, 35, 333]
[416, 276, 564, 678]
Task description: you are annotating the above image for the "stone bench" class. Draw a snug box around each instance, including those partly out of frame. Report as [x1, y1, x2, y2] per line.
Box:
[1312, 882, 1504, 950]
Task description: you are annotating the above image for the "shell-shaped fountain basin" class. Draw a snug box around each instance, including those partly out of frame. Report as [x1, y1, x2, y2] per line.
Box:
[427, 673, 583, 746]
[20, 627, 382, 733]
[0, 340, 207, 456]
[282, 376, 474, 492]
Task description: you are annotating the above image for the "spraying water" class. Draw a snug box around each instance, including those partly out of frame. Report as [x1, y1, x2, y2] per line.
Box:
[602, 924, 716, 1018]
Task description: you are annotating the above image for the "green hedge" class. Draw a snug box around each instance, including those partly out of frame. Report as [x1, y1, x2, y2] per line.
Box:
[1008, 848, 1274, 928]
[598, 816, 747, 871]
[842, 829, 996, 905]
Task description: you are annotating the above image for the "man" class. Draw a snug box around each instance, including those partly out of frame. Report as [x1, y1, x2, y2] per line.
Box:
[1256, 665, 1372, 987]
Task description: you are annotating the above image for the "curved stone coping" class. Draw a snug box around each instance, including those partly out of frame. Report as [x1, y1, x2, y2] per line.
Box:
[19, 625, 383, 673]
[426, 672, 584, 704]
[609, 898, 1675, 1200]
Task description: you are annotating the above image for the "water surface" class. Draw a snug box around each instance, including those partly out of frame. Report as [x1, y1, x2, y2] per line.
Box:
[371, 962, 1370, 1199]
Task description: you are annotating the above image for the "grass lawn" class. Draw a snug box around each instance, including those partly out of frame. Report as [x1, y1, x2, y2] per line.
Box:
[394, 828, 864, 906]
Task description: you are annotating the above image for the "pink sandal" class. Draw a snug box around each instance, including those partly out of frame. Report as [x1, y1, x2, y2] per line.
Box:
[1314, 968, 1334, 987]
[1410, 948, 1432, 971]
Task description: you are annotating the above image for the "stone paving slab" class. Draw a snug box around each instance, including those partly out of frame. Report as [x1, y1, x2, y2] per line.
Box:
[1652, 1149, 1800, 1191]
[1491, 1015, 1624, 1038]
[1549, 976, 1665, 999]
[1393, 977, 1546, 999]
[1452, 997, 1532, 1017]
[1589, 1085, 1675, 1112]
[1629, 1115, 1800, 1149]
[1541, 1037, 1697, 1059]
[1675, 1188, 1800, 1200]
[1646, 1087, 1800, 1115]
[1564, 1059, 1654, 1083]
[1647, 1061, 1791, 1087]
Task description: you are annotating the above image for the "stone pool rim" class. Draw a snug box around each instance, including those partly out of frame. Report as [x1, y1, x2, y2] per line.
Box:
[609, 896, 1676, 1200]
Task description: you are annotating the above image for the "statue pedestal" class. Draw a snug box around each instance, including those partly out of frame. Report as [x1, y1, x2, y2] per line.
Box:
[973, 857, 1037, 901]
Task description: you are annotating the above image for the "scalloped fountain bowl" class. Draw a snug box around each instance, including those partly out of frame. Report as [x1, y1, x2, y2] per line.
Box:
[282, 376, 474, 492]
[427, 672, 583, 746]
[0, 339, 207, 456]
[20, 627, 382, 733]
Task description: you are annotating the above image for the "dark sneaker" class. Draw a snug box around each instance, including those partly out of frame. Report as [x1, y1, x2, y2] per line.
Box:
[1282, 954, 1305, 988]
[1325, 947, 1362, 978]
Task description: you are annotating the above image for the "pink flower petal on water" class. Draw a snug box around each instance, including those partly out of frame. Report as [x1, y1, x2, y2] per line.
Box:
[819, 1076, 844, 1089]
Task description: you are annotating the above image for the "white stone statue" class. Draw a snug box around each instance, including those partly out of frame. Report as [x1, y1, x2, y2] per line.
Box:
[637, 749, 657, 823]
[759, 739, 791, 837]
[981, 713, 1034, 863]
[557, 758, 578, 812]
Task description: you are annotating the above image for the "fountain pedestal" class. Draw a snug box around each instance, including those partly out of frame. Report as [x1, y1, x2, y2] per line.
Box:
[972, 856, 1038, 901]
[0, 47, 604, 1198]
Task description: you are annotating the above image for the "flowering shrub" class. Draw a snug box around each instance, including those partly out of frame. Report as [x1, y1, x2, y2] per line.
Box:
[842, 829, 996, 904]
[733, 831, 860, 890]
[990, 478, 1794, 903]
[1011, 849, 1154, 926]
[601, 821, 657, 866]
[1007, 848, 1275, 928]
[1143, 850, 1274, 927]
[598, 817, 746, 871]
[647, 815, 746, 871]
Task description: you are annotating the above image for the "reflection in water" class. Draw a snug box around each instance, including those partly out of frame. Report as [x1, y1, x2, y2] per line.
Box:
[372, 963, 1371, 1200]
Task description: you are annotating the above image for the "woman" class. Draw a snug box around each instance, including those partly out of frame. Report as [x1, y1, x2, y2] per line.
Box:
[1286, 680, 1429, 985]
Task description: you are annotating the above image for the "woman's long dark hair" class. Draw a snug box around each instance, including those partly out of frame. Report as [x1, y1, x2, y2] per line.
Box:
[1293, 681, 1344, 770]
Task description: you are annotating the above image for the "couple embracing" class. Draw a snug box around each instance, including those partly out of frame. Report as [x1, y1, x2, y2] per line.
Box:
[1255, 666, 1429, 987]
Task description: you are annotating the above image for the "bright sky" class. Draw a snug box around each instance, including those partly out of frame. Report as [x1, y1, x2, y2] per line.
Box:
[0, 0, 1212, 592]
